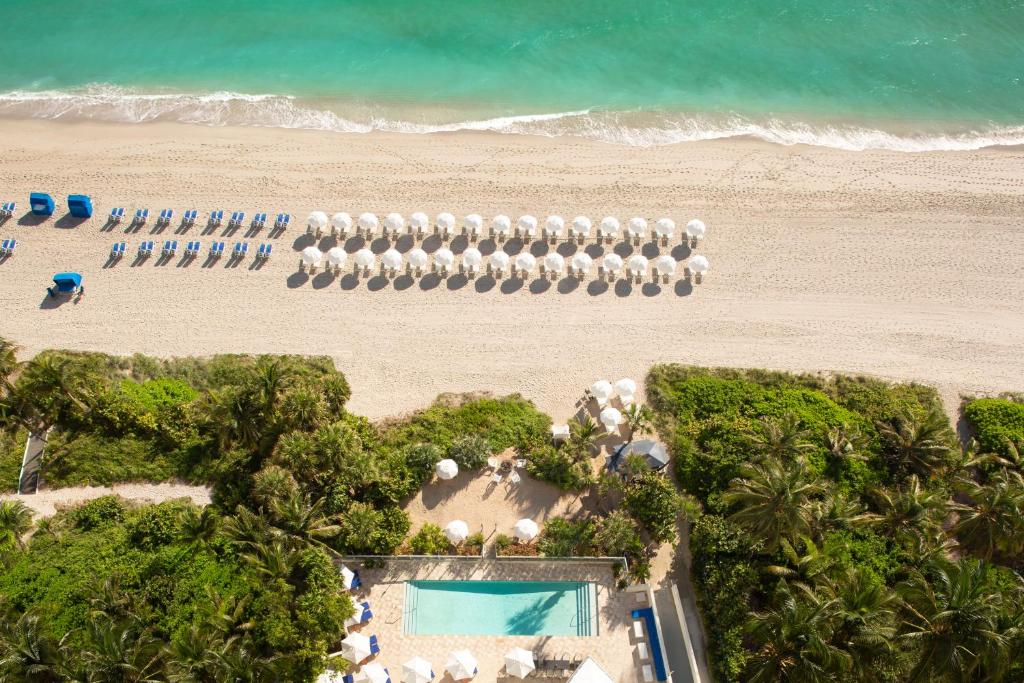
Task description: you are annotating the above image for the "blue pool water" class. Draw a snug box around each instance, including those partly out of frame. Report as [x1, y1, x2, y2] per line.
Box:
[404, 580, 596, 636]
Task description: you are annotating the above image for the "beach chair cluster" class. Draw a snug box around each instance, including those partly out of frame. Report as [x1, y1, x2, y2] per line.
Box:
[112, 239, 270, 263]
[0, 202, 16, 218]
[0, 238, 16, 256]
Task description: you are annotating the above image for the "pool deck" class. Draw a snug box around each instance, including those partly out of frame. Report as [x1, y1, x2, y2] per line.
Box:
[342, 558, 644, 682]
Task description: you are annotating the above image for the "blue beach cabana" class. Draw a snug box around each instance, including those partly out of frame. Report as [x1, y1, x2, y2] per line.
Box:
[67, 194, 93, 218]
[47, 272, 83, 297]
[30, 192, 55, 216]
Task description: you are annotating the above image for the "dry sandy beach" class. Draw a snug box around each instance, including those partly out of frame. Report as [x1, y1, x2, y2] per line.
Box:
[0, 119, 1022, 421]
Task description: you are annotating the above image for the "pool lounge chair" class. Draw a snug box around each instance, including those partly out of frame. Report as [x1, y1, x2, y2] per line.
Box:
[275, 213, 290, 230]
[185, 241, 201, 256]
[368, 635, 380, 656]
[110, 241, 126, 258]
[229, 211, 245, 228]
[233, 242, 248, 257]
[210, 241, 225, 257]
[209, 210, 224, 226]
[360, 601, 373, 623]
[183, 209, 199, 226]
[257, 243, 272, 260]
[162, 240, 178, 256]
[508, 471, 521, 484]
[134, 208, 150, 225]
[138, 241, 155, 256]
[0, 239, 15, 255]
[0, 202, 15, 217]
[158, 209, 174, 225]
[252, 212, 267, 228]
[491, 472, 503, 484]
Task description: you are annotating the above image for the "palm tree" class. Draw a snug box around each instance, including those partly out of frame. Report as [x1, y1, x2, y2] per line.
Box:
[0, 337, 19, 394]
[952, 470, 1024, 560]
[242, 539, 299, 582]
[163, 625, 220, 683]
[0, 612, 64, 682]
[749, 414, 813, 461]
[830, 568, 898, 682]
[80, 617, 164, 683]
[9, 353, 97, 435]
[825, 423, 869, 464]
[867, 476, 948, 539]
[594, 510, 640, 556]
[275, 385, 328, 434]
[815, 491, 873, 533]
[745, 582, 850, 682]
[724, 458, 825, 550]
[875, 408, 955, 478]
[567, 415, 600, 460]
[965, 437, 1024, 474]
[898, 558, 1010, 682]
[211, 637, 280, 683]
[198, 387, 266, 453]
[623, 404, 653, 439]
[0, 500, 33, 552]
[269, 493, 341, 554]
[220, 505, 273, 551]
[178, 506, 220, 548]
[763, 537, 835, 591]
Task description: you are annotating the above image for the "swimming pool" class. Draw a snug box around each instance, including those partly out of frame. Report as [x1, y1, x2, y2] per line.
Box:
[404, 580, 597, 636]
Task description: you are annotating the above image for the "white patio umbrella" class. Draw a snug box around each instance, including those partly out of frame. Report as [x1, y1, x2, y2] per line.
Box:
[463, 248, 483, 269]
[465, 214, 483, 235]
[512, 518, 539, 542]
[402, 656, 434, 683]
[332, 212, 353, 234]
[600, 407, 623, 429]
[615, 378, 637, 397]
[358, 212, 379, 234]
[600, 216, 620, 238]
[490, 251, 510, 272]
[544, 252, 565, 275]
[504, 648, 536, 679]
[590, 380, 613, 402]
[688, 254, 710, 275]
[301, 246, 323, 267]
[436, 212, 456, 234]
[355, 663, 390, 683]
[384, 212, 405, 235]
[327, 247, 348, 268]
[434, 248, 455, 270]
[655, 218, 676, 239]
[602, 253, 623, 273]
[626, 254, 649, 275]
[435, 458, 458, 480]
[654, 254, 677, 276]
[626, 217, 648, 239]
[382, 248, 403, 271]
[516, 215, 537, 237]
[445, 650, 477, 681]
[544, 215, 564, 238]
[344, 600, 367, 628]
[340, 565, 357, 589]
[571, 252, 593, 274]
[410, 211, 430, 233]
[354, 248, 376, 269]
[685, 219, 707, 240]
[317, 670, 347, 683]
[570, 216, 592, 237]
[492, 214, 512, 236]
[341, 633, 372, 664]
[308, 211, 329, 232]
[408, 248, 429, 270]
[515, 252, 536, 275]
[443, 520, 469, 544]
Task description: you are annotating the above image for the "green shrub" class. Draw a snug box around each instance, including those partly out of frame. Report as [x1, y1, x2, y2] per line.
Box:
[68, 495, 126, 531]
[965, 398, 1024, 457]
[403, 443, 443, 484]
[0, 428, 26, 493]
[335, 503, 410, 555]
[409, 523, 452, 555]
[448, 435, 492, 470]
[42, 431, 182, 487]
[538, 517, 596, 557]
[623, 471, 686, 544]
[526, 445, 594, 491]
[126, 501, 185, 550]
[95, 377, 197, 445]
[494, 533, 513, 551]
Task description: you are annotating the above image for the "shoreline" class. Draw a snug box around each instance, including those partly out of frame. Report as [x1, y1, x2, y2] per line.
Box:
[0, 119, 1022, 421]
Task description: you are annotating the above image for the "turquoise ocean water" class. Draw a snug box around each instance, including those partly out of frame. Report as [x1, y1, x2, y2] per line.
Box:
[1, 0, 1022, 150]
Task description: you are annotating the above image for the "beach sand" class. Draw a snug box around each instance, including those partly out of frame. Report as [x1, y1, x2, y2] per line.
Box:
[0, 119, 1022, 421]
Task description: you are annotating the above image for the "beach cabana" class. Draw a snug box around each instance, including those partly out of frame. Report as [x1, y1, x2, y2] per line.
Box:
[354, 248, 376, 275]
[590, 380, 613, 408]
[354, 663, 390, 683]
[615, 439, 669, 471]
[654, 218, 675, 243]
[653, 255, 676, 282]
[626, 217, 648, 243]
[615, 378, 637, 406]
[462, 247, 483, 276]
[409, 212, 430, 238]
[402, 656, 434, 683]
[544, 215, 564, 242]
[571, 252, 593, 278]
[504, 648, 536, 679]
[687, 255, 710, 282]
[327, 247, 348, 272]
[67, 194, 93, 218]
[443, 520, 469, 544]
[435, 458, 458, 480]
[464, 214, 483, 239]
[685, 219, 707, 242]
[570, 216, 592, 243]
[408, 248, 429, 275]
[30, 192, 55, 216]
[543, 252, 565, 279]
[600, 407, 622, 434]
[516, 215, 537, 240]
[514, 252, 536, 279]
[301, 246, 323, 271]
[308, 211, 329, 236]
[489, 251, 510, 277]
[384, 212, 405, 238]
[47, 272, 83, 298]
[435, 212, 456, 239]
[332, 212, 353, 237]
[358, 212, 379, 236]
[567, 657, 615, 683]
[341, 633, 373, 664]
[626, 254, 649, 282]
[602, 253, 623, 280]
[433, 248, 455, 275]
[445, 650, 478, 681]
[382, 248, 403, 274]
[598, 216, 620, 242]
[491, 214, 512, 239]
[512, 518, 539, 542]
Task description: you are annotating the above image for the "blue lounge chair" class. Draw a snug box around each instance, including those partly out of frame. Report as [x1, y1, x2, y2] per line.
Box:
[229, 211, 245, 227]
[2, 202, 17, 217]
[360, 601, 373, 623]
[351, 571, 362, 590]
[158, 209, 174, 225]
[110, 207, 125, 222]
[47, 272, 83, 297]
[369, 635, 380, 656]
[139, 241, 155, 256]
[233, 242, 248, 257]
[275, 213, 290, 229]
[210, 241, 225, 257]
[185, 240, 201, 256]
[257, 243, 273, 260]
[252, 212, 267, 228]
[162, 240, 178, 256]
[342, 676, 354, 683]
[135, 208, 150, 224]
[210, 210, 224, 226]
[183, 209, 198, 225]
[110, 241, 126, 257]
[1, 239, 16, 255]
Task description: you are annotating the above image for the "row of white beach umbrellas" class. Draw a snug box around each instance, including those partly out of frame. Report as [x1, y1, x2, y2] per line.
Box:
[438, 518, 539, 544]
[328, 647, 535, 682]
[307, 211, 707, 242]
[301, 244, 709, 278]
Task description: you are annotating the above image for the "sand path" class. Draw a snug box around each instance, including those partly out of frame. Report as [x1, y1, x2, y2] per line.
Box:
[0, 482, 211, 518]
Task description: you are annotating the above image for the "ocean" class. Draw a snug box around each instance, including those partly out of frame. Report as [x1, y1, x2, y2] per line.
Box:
[1, 0, 1022, 151]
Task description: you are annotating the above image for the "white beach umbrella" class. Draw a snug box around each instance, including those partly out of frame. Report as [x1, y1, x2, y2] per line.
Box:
[602, 253, 623, 273]
[436, 212, 456, 233]
[318, 670, 347, 683]
[504, 648, 536, 679]
[463, 248, 483, 268]
[615, 378, 637, 397]
[544, 215, 565, 237]
[340, 565, 357, 590]
[332, 212, 353, 233]
[408, 248, 429, 270]
[446, 650, 478, 681]
[327, 247, 348, 268]
[544, 252, 565, 274]
[344, 600, 367, 628]
[688, 255, 710, 275]
[515, 252, 536, 274]
[382, 248, 403, 270]
[600, 407, 623, 429]
[685, 219, 707, 240]
[301, 246, 323, 267]
[654, 254, 677, 276]
[465, 214, 483, 235]
[402, 657, 434, 683]
[571, 216, 592, 237]
[443, 520, 469, 544]
[490, 251, 510, 271]
[358, 212, 379, 234]
[385, 212, 405, 234]
[434, 248, 455, 270]
[517, 215, 537, 236]
[655, 218, 676, 239]
[354, 248, 376, 269]
[341, 633, 372, 664]
[600, 216, 620, 238]
[410, 211, 430, 232]
[512, 518, 539, 542]
[435, 458, 458, 480]
[571, 252, 593, 273]
[626, 254, 649, 275]
[355, 663, 390, 683]
[492, 214, 512, 236]
[307, 211, 329, 232]
[590, 380, 613, 402]
[626, 217, 648, 239]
